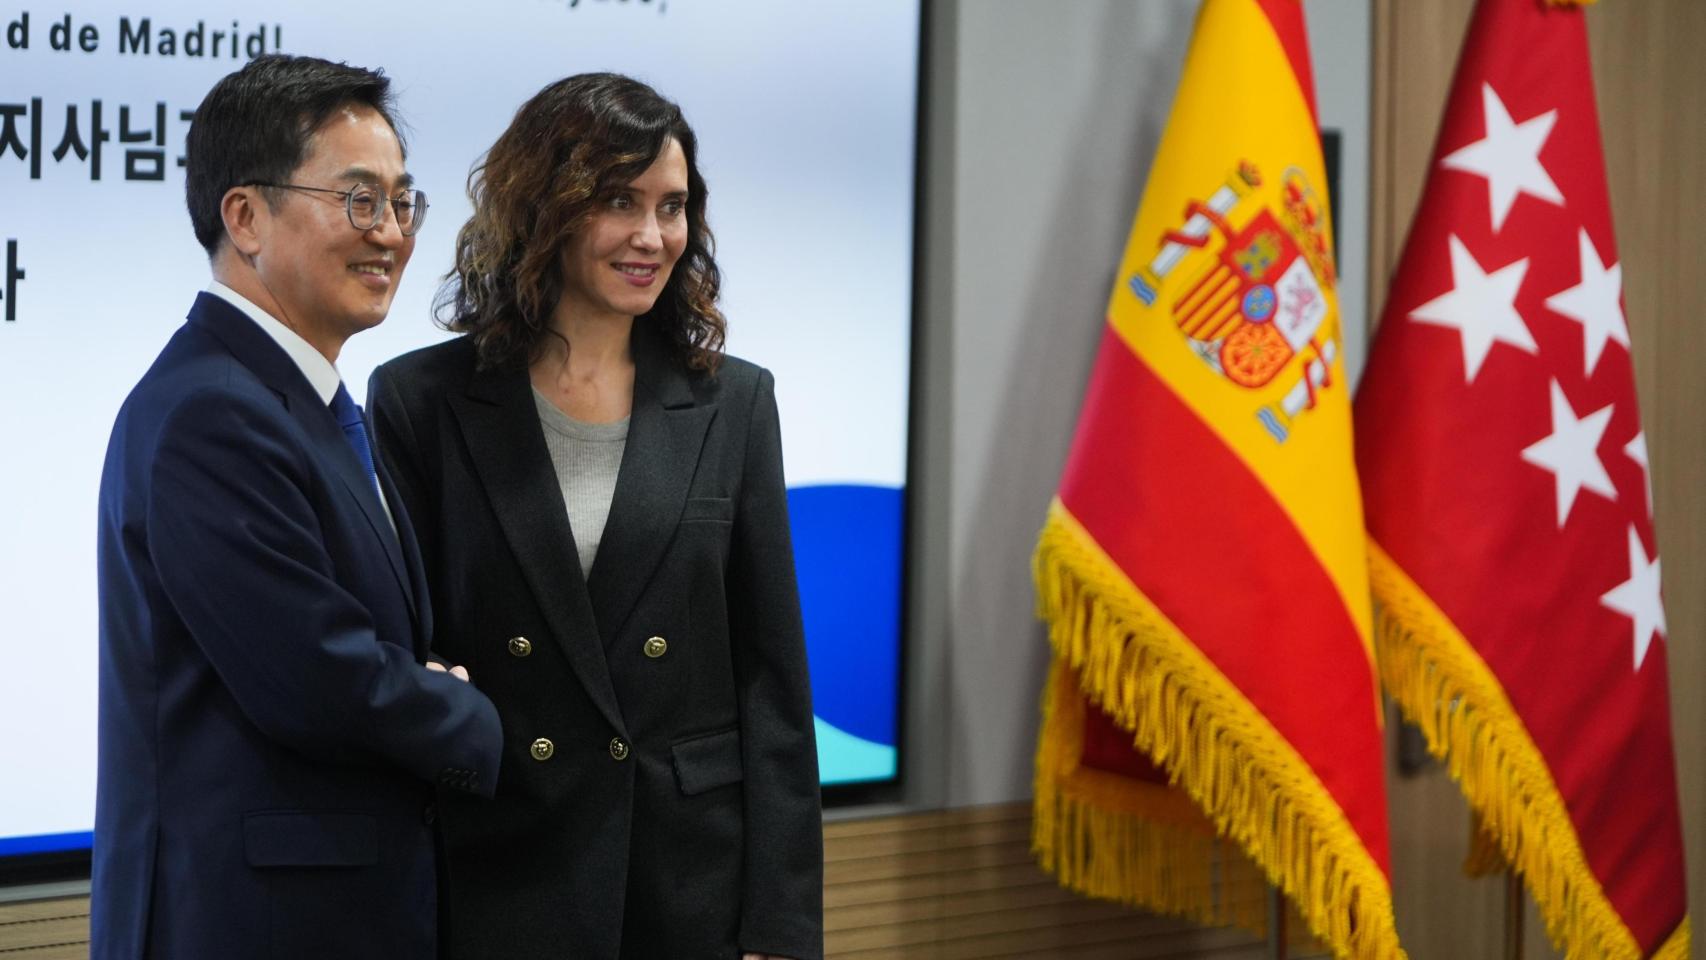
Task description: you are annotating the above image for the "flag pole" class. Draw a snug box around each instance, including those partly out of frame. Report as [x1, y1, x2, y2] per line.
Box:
[1503, 870, 1524, 960]
[1267, 886, 1288, 960]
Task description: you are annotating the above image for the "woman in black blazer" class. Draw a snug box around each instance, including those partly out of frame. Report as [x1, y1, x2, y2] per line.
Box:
[368, 74, 822, 960]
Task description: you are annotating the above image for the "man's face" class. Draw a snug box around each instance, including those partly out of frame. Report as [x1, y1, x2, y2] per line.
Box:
[252, 105, 414, 352]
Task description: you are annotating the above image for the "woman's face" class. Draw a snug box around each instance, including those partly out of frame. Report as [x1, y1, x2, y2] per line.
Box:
[558, 137, 690, 324]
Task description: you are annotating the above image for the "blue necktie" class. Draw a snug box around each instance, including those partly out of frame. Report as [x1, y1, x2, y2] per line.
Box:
[330, 383, 382, 499]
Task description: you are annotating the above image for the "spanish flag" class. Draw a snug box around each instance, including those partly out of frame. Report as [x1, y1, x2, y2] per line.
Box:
[1030, 2, 1402, 957]
[1357, 0, 1690, 956]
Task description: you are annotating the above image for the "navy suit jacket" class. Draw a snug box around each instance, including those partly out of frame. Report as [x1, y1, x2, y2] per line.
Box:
[92, 292, 503, 960]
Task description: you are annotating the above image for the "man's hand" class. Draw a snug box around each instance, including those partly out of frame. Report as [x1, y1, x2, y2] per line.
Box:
[425, 661, 471, 682]
[742, 954, 796, 960]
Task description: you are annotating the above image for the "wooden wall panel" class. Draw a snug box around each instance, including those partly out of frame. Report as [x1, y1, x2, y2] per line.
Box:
[1371, 0, 1704, 957]
[822, 804, 1325, 960]
[1, 804, 1334, 959]
[0, 896, 87, 958]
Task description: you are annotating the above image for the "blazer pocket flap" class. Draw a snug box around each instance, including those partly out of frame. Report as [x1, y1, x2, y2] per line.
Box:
[243, 811, 379, 868]
[681, 497, 734, 523]
[671, 728, 744, 795]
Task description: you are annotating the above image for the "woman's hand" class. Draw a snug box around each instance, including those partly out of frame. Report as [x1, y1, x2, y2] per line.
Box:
[424, 660, 471, 681]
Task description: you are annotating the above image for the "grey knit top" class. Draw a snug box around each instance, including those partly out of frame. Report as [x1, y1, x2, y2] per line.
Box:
[532, 387, 629, 578]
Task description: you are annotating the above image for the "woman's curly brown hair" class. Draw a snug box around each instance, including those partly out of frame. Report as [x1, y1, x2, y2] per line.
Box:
[436, 73, 724, 372]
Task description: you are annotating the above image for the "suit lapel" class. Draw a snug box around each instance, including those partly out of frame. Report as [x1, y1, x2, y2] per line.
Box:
[304, 408, 421, 621]
[449, 364, 625, 735]
[189, 293, 420, 624]
[585, 325, 715, 649]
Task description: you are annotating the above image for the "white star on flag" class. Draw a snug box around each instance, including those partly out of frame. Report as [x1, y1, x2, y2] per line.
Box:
[1410, 235, 1536, 383]
[1625, 431, 1652, 515]
[1441, 83, 1565, 232]
[1545, 228, 1629, 376]
[1521, 380, 1615, 527]
[1601, 525, 1666, 670]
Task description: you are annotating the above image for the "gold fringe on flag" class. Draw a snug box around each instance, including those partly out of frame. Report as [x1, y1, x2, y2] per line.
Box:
[1655, 925, 1693, 960]
[1370, 541, 1692, 960]
[1034, 659, 1271, 933]
[1032, 499, 1405, 960]
[1464, 810, 1509, 877]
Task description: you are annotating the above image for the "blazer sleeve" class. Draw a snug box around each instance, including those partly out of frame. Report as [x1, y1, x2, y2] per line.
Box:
[145, 384, 501, 796]
[728, 369, 825, 960]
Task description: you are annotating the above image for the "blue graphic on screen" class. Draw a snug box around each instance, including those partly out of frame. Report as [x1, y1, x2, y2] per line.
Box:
[0, 831, 91, 857]
[788, 484, 903, 785]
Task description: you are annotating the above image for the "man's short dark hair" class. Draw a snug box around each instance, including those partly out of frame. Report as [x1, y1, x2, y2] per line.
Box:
[184, 54, 405, 257]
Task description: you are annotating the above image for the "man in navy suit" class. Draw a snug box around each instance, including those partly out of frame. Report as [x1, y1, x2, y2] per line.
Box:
[92, 55, 501, 960]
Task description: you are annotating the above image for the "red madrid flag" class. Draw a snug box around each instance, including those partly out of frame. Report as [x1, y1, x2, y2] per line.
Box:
[1356, 0, 1690, 957]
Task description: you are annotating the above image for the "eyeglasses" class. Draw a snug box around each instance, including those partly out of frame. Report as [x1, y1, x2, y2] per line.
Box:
[246, 181, 429, 236]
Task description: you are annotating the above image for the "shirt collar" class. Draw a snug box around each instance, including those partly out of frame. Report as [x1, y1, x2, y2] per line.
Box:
[206, 281, 343, 406]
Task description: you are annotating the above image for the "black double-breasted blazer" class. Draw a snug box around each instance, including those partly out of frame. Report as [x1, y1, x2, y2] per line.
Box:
[367, 323, 823, 960]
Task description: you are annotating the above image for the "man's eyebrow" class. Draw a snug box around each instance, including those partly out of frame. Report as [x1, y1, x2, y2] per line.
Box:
[338, 166, 415, 190]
